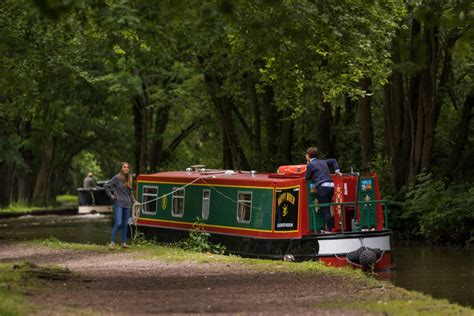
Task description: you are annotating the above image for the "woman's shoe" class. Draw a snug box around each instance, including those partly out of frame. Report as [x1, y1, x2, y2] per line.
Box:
[121, 243, 130, 249]
[108, 242, 116, 250]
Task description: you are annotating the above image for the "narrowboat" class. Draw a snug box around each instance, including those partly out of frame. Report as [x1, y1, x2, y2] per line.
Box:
[135, 165, 394, 271]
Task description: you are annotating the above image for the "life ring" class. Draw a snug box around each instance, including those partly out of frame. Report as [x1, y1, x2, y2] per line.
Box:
[276, 165, 307, 176]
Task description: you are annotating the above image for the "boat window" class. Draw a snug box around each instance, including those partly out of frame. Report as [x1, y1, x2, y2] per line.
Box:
[202, 189, 210, 220]
[141, 186, 158, 214]
[237, 192, 252, 223]
[172, 187, 185, 217]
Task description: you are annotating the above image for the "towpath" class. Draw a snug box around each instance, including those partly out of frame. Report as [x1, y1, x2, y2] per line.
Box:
[0, 241, 461, 315]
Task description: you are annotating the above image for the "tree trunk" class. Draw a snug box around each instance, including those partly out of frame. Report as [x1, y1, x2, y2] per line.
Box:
[407, 19, 422, 186]
[132, 72, 151, 174]
[0, 162, 14, 208]
[217, 100, 250, 170]
[344, 94, 356, 126]
[245, 73, 262, 151]
[205, 74, 250, 170]
[132, 99, 143, 173]
[317, 98, 334, 158]
[443, 92, 474, 182]
[33, 142, 55, 205]
[138, 100, 150, 173]
[278, 110, 294, 164]
[223, 129, 233, 169]
[50, 154, 74, 200]
[384, 35, 411, 191]
[358, 78, 374, 171]
[17, 147, 35, 203]
[419, 26, 440, 173]
[17, 169, 34, 203]
[262, 85, 278, 155]
[150, 105, 171, 171]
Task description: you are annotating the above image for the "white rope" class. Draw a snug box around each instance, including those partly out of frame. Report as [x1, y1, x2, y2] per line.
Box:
[130, 173, 265, 238]
[130, 175, 210, 232]
[135, 173, 263, 211]
[200, 177, 262, 211]
[136, 175, 210, 206]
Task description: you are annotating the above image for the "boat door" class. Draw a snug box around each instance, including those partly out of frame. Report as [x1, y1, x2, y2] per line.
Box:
[274, 186, 300, 232]
[307, 181, 325, 232]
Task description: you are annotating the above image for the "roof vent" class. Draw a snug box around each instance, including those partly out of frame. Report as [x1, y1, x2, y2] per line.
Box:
[189, 164, 206, 172]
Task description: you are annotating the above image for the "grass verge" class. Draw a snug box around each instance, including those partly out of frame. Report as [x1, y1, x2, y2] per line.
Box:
[0, 195, 77, 213]
[0, 263, 32, 316]
[0, 262, 71, 316]
[29, 237, 107, 252]
[322, 286, 473, 315]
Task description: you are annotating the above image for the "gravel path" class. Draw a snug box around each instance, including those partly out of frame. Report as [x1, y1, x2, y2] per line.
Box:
[0, 242, 378, 315]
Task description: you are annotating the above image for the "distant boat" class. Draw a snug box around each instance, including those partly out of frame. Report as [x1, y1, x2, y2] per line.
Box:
[135, 166, 394, 271]
[77, 181, 113, 214]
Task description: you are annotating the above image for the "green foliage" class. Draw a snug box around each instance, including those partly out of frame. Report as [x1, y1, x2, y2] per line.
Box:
[371, 154, 395, 197]
[38, 237, 105, 251]
[395, 173, 474, 245]
[0, 203, 49, 213]
[180, 218, 226, 254]
[130, 231, 159, 247]
[1, 0, 473, 245]
[70, 151, 104, 190]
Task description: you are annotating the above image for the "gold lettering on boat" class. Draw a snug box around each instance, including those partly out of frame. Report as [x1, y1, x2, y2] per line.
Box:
[277, 192, 296, 206]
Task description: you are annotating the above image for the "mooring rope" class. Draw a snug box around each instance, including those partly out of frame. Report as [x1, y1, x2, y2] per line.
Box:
[134, 175, 210, 207]
[199, 177, 263, 211]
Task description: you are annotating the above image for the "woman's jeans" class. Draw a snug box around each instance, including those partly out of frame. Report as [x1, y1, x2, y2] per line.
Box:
[316, 186, 334, 231]
[111, 204, 131, 244]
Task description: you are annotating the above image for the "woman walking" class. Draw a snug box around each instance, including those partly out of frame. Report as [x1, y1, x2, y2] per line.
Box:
[104, 162, 135, 249]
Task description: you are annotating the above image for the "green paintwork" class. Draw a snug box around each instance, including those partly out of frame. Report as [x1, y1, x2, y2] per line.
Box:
[307, 176, 379, 231]
[357, 177, 377, 229]
[307, 182, 325, 231]
[137, 181, 274, 230]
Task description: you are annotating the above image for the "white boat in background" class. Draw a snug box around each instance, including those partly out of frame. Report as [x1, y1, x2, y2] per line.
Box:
[77, 181, 113, 214]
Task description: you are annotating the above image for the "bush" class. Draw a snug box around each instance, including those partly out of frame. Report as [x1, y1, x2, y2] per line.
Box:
[399, 173, 474, 245]
[180, 218, 226, 254]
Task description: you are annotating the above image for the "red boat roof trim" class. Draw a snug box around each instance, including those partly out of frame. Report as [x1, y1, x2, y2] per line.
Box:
[137, 171, 305, 184]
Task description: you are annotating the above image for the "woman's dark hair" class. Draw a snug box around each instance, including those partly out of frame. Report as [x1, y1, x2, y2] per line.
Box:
[306, 147, 318, 159]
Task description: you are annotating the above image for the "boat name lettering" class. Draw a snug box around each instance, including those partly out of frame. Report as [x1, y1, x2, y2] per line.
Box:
[277, 192, 296, 206]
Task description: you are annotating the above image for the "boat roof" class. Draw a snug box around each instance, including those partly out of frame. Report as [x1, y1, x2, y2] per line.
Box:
[137, 170, 305, 186]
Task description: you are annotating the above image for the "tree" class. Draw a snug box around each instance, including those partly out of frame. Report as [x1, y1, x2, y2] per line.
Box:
[383, 0, 473, 189]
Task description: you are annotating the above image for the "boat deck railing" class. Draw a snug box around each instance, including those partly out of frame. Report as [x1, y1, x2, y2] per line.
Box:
[308, 200, 399, 233]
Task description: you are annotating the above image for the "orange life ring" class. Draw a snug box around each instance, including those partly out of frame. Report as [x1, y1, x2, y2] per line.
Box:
[276, 164, 307, 176]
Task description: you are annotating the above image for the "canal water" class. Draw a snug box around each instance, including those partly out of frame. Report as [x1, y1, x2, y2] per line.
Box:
[0, 214, 472, 307]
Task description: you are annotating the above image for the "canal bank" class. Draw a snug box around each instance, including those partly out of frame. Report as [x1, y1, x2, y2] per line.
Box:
[1, 240, 472, 315]
[0, 214, 473, 309]
[0, 206, 78, 219]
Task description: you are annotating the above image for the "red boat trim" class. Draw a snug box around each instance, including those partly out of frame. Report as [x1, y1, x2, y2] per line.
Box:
[319, 252, 394, 271]
[138, 180, 274, 190]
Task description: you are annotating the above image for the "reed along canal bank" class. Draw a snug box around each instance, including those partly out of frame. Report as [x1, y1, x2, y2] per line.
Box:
[0, 240, 473, 316]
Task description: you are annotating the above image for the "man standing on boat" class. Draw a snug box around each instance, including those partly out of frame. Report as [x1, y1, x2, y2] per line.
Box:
[305, 147, 342, 233]
[83, 172, 96, 189]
